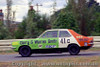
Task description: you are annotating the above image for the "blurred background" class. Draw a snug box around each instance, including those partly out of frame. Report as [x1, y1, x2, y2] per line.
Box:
[0, 0, 100, 39]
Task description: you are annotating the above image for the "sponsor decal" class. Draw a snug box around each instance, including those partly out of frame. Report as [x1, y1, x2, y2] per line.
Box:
[46, 45, 56, 48]
[79, 38, 89, 41]
[34, 39, 57, 44]
[30, 40, 33, 44]
[84, 42, 88, 46]
[35, 40, 46, 44]
[38, 44, 42, 48]
[20, 40, 33, 45]
[76, 36, 83, 38]
[48, 39, 57, 43]
[20, 41, 29, 45]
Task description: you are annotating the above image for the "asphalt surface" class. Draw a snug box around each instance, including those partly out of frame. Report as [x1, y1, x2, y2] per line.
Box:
[0, 51, 100, 62]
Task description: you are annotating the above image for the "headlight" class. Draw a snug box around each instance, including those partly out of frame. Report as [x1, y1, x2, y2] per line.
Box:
[12, 42, 19, 45]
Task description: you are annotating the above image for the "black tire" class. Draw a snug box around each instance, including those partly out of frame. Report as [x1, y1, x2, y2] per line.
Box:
[68, 44, 80, 55]
[19, 46, 32, 57]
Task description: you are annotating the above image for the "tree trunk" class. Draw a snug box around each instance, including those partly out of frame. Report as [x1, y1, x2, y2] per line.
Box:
[80, 15, 88, 36]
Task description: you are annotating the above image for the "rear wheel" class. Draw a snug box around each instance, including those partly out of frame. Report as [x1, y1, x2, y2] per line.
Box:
[68, 44, 80, 55]
[19, 46, 32, 57]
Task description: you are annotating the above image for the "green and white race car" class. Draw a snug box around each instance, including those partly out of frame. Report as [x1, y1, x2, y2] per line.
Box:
[12, 29, 93, 57]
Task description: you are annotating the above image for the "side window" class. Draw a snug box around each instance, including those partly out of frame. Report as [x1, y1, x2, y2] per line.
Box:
[59, 31, 71, 37]
[41, 31, 58, 38]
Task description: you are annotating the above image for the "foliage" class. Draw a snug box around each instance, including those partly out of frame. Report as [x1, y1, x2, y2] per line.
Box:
[64, 0, 100, 36]
[68, 0, 92, 35]
[1, 0, 100, 39]
[91, 12, 100, 36]
[14, 0, 100, 38]
[15, 9, 50, 38]
[52, 11, 79, 32]
[14, 17, 27, 39]
[36, 14, 51, 35]
[51, 0, 100, 36]
[95, 13, 100, 33]
[0, 21, 11, 39]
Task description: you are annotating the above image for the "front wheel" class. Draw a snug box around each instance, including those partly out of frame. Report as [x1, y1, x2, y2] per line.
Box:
[68, 44, 80, 55]
[19, 46, 32, 57]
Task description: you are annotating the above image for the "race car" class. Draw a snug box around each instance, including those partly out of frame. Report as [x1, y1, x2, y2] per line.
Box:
[12, 29, 94, 57]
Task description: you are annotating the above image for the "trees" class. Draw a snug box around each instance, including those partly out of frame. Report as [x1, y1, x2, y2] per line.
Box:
[69, 0, 90, 36]
[52, 11, 79, 32]
[67, 0, 99, 36]
[51, 0, 100, 36]
[91, 12, 100, 35]
[51, 2, 80, 33]
[25, 9, 50, 38]
[0, 21, 10, 39]
[36, 14, 51, 36]
[25, 9, 37, 38]
[14, 17, 27, 39]
[0, 0, 100, 40]
[15, 8, 50, 38]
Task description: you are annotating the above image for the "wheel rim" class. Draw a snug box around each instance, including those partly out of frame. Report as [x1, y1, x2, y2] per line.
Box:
[68, 45, 80, 55]
[20, 47, 31, 56]
[22, 48, 29, 55]
[70, 46, 78, 53]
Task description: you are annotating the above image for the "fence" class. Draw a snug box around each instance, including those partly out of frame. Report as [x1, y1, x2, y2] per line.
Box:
[0, 39, 27, 51]
[0, 36, 100, 51]
[90, 36, 100, 47]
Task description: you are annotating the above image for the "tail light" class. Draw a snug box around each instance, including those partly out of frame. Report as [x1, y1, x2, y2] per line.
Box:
[89, 40, 94, 46]
[89, 37, 94, 46]
[90, 40, 93, 43]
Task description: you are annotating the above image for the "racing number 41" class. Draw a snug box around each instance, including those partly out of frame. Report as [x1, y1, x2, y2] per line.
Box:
[60, 38, 70, 44]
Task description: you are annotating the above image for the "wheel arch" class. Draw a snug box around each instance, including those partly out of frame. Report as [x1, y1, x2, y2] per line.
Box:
[67, 43, 80, 55]
[18, 45, 31, 52]
[67, 43, 80, 48]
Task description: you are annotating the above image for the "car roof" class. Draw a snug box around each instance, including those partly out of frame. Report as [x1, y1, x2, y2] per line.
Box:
[46, 29, 69, 31]
[38, 29, 72, 38]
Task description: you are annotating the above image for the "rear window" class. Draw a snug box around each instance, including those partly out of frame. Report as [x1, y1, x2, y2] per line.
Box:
[59, 31, 71, 37]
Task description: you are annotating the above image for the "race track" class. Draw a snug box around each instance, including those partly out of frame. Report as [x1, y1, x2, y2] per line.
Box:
[0, 51, 100, 62]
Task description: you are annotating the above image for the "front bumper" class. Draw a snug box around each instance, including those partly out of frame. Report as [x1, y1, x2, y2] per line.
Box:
[11, 46, 16, 49]
[11, 46, 19, 52]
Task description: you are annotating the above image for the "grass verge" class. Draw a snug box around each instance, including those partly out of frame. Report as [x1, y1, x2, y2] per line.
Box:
[0, 56, 100, 67]
[84, 47, 100, 51]
[0, 50, 17, 55]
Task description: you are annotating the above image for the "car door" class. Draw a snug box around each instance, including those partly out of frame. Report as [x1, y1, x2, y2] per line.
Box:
[59, 30, 71, 48]
[35, 30, 59, 49]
